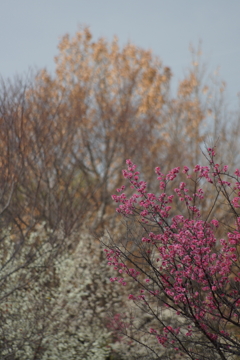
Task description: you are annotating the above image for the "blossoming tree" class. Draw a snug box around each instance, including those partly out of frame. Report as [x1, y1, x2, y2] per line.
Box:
[105, 149, 240, 359]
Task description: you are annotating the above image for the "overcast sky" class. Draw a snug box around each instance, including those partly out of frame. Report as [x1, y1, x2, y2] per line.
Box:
[1, 0, 239, 107]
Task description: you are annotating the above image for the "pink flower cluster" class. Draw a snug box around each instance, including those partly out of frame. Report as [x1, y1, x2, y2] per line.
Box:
[106, 153, 240, 355]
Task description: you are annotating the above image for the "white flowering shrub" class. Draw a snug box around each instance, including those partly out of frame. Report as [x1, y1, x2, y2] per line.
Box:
[40, 231, 166, 359]
[0, 224, 138, 359]
[0, 220, 175, 360]
[0, 223, 57, 359]
[40, 232, 116, 360]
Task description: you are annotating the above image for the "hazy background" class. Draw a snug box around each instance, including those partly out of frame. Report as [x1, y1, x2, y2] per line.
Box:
[1, 0, 239, 107]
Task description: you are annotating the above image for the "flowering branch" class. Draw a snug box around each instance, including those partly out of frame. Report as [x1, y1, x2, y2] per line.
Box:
[105, 149, 240, 359]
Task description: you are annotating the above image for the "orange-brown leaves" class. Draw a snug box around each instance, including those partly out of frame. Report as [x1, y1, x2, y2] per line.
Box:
[1, 28, 237, 232]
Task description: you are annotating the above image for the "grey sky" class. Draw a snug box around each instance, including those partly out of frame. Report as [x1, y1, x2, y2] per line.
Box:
[1, 0, 239, 107]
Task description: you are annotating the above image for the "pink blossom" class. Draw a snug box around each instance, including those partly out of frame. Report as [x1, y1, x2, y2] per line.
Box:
[106, 156, 240, 358]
